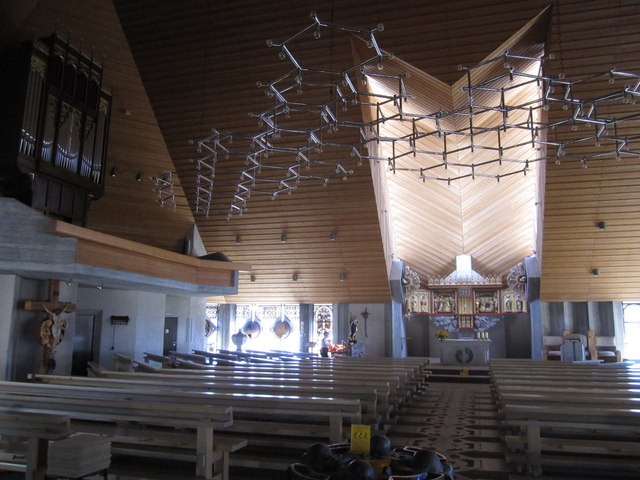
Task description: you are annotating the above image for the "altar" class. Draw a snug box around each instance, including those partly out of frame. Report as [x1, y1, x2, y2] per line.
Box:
[440, 339, 491, 366]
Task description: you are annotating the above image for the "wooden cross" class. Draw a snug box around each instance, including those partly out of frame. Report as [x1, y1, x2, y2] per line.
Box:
[23, 280, 76, 315]
[23, 280, 76, 374]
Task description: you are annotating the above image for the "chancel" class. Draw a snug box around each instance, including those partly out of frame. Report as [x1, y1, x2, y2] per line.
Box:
[0, 1, 638, 479]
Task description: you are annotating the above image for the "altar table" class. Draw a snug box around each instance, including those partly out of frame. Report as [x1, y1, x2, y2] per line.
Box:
[440, 339, 491, 366]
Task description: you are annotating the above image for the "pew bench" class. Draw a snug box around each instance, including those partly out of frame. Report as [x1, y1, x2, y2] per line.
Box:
[93, 368, 393, 421]
[0, 381, 236, 480]
[490, 360, 640, 477]
[45, 373, 383, 424]
[189, 351, 426, 404]
[500, 404, 640, 476]
[0, 409, 71, 480]
[28, 375, 364, 472]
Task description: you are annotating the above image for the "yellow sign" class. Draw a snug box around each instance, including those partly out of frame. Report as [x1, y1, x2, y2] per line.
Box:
[350, 424, 371, 454]
[460, 369, 469, 376]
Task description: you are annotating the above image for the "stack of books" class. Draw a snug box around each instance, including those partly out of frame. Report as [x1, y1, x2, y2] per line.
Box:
[48, 434, 111, 478]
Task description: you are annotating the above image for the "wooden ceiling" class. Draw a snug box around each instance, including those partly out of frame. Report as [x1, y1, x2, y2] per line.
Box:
[4, 0, 640, 303]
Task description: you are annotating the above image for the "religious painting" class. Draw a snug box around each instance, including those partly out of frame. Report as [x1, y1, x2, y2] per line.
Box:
[433, 291, 456, 313]
[457, 315, 474, 330]
[457, 288, 473, 315]
[474, 290, 499, 314]
[502, 289, 527, 313]
[408, 290, 430, 313]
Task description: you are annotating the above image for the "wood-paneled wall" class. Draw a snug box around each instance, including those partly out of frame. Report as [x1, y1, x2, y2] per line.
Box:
[5, 0, 640, 303]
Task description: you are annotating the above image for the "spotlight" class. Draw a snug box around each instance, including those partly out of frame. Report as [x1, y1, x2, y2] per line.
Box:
[281, 234, 288, 243]
[110, 167, 118, 177]
[250, 275, 256, 282]
[592, 268, 600, 276]
[597, 221, 606, 230]
[339, 273, 345, 281]
[292, 273, 298, 281]
[329, 232, 337, 241]
[96, 284, 103, 290]
[236, 236, 243, 244]
[135, 171, 144, 182]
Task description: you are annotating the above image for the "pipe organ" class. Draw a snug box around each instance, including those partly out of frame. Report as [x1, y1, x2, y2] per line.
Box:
[0, 34, 111, 224]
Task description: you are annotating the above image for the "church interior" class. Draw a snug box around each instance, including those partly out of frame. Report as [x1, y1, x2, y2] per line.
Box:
[0, 0, 639, 479]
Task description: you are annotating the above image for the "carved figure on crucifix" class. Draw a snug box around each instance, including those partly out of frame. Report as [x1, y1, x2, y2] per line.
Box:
[23, 280, 76, 374]
[40, 305, 70, 371]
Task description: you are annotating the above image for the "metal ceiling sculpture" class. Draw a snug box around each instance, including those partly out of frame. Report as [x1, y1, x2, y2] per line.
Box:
[161, 12, 640, 218]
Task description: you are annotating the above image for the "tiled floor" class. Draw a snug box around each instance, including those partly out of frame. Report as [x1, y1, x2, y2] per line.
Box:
[386, 381, 512, 480]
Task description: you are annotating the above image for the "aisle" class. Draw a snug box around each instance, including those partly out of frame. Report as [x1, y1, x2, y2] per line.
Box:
[386, 382, 512, 479]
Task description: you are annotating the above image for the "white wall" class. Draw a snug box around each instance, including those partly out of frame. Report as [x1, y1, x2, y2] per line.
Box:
[347, 303, 386, 357]
[77, 288, 165, 369]
[54, 281, 77, 374]
[166, 295, 207, 354]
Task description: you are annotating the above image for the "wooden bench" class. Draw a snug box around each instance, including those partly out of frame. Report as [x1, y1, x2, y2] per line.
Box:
[501, 403, 640, 476]
[190, 350, 429, 401]
[0, 381, 236, 480]
[0, 409, 71, 480]
[489, 360, 640, 477]
[100, 369, 382, 422]
[97, 367, 393, 421]
[29, 374, 363, 471]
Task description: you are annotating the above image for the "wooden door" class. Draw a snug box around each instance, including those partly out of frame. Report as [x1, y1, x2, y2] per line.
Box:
[163, 316, 178, 356]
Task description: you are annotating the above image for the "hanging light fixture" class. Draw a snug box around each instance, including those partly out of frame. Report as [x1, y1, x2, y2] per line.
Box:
[183, 11, 640, 219]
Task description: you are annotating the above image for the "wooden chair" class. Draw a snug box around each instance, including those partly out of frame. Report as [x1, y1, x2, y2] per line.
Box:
[542, 330, 569, 360]
[587, 330, 622, 363]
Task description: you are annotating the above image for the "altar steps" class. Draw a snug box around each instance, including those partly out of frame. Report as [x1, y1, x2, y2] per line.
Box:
[427, 365, 491, 383]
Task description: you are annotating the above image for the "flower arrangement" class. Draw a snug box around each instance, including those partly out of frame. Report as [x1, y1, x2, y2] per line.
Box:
[435, 329, 449, 342]
[328, 343, 348, 353]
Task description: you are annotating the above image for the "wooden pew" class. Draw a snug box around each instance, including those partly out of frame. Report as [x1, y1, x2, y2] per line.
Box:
[0, 409, 71, 480]
[95, 369, 392, 420]
[142, 352, 171, 367]
[41, 372, 383, 423]
[489, 360, 640, 477]
[28, 374, 363, 471]
[501, 403, 640, 476]
[184, 351, 428, 404]
[190, 350, 429, 398]
[0, 381, 235, 480]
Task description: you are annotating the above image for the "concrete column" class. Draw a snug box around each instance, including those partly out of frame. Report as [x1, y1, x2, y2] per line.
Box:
[587, 301, 600, 333]
[0, 275, 18, 380]
[298, 304, 313, 351]
[563, 302, 574, 333]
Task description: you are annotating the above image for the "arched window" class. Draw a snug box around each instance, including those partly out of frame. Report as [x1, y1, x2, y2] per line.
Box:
[205, 304, 218, 352]
[233, 304, 300, 353]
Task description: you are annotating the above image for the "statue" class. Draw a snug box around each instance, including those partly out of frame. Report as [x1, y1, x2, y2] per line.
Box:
[39, 306, 71, 374]
[23, 280, 75, 374]
[348, 314, 358, 345]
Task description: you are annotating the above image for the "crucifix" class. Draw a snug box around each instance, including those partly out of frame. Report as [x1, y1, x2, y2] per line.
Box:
[23, 280, 76, 374]
[360, 307, 369, 338]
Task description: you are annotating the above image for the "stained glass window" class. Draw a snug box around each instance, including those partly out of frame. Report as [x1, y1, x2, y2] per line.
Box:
[232, 304, 300, 352]
[205, 304, 218, 351]
[314, 305, 333, 334]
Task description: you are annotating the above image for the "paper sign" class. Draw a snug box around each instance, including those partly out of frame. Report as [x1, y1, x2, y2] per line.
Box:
[350, 424, 371, 454]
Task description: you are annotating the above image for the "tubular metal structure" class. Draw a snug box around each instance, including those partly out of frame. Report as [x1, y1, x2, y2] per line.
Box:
[180, 12, 640, 218]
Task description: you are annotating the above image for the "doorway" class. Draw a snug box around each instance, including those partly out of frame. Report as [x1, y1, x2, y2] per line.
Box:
[163, 316, 178, 355]
[71, 313, 99, 375]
